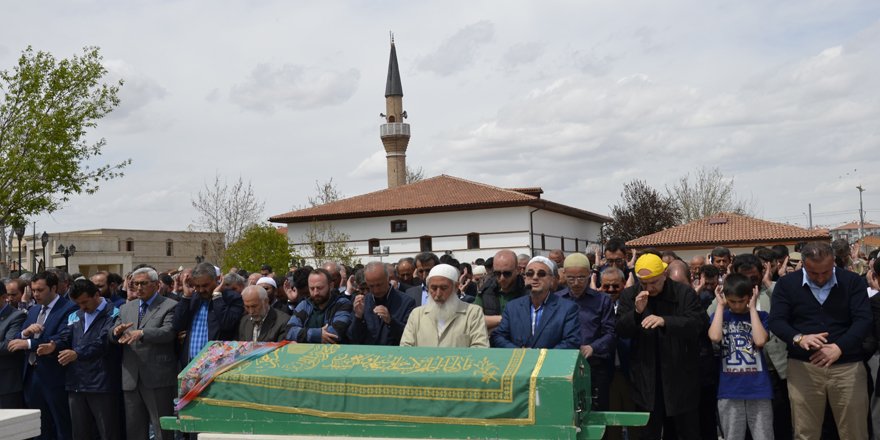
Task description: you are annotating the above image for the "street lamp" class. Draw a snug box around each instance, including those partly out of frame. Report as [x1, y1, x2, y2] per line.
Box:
[857, 185, 866, 244]
[13, 224, 25, 275]
[57, 243, 76, 270]
[41, 231, 49, 269]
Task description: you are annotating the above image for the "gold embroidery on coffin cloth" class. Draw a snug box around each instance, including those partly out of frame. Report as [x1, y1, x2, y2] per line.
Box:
[203, 347, 548, 426]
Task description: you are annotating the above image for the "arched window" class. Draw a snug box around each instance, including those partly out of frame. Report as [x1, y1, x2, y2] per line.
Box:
[125, 238, 134, 252]
[166, 239, 174, 257]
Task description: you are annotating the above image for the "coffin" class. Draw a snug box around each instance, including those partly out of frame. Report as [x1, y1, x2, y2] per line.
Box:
[161, 342, 646, 439]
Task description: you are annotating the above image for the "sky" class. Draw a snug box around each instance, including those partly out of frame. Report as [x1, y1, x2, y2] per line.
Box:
[3, 0, 880, 235]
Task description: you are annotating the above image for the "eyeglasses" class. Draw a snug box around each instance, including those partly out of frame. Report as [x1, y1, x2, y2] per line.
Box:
[606, 258, 625, 265]
[131, 281, 153, 287]
[493, 270, 515, 278]
[565, 276, 588, 283]
[601, 284, 621, 289]
[524, 270, 549, 279]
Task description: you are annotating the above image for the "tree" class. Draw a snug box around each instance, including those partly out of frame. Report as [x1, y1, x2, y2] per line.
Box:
[223, 224, 292, 273]
[604, 179, 680, 242]
[191, 173, 265, 259]
[307, 178, 343, 207]
[298, 221, 360, 267]
[405, 165, 425, 184]
[0, 46, 130, 228]
[297, 178, 359, 267]
[667, 166, 754, 223]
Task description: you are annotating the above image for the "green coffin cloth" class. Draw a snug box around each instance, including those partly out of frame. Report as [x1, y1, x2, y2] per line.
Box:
[196, 344, 548, 426]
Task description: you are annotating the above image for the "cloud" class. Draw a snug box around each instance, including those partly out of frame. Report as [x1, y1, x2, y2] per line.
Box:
[349, 149, 386, 180]
[416, 21, 495, 76]
[103, 60, 168, 119]
[501, 42, 545, 71]
[229, 63, 360, 113]
[426, 25, 880, 218]
[205, 88, 220, 102]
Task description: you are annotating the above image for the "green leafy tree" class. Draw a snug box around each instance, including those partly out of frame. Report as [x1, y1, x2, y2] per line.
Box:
[0, 46, 130, 227]
[223, 224, 293, 273]
[604, 179, 680, 242]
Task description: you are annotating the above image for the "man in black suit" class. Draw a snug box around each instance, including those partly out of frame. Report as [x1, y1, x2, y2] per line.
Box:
[0, 281, 26, 408]
[7, 271, 78, 440]
[404, 252, 440, 307]
[349, 262, 416, 346]
[112, 267, 178, 440]
[174, 262, 244, 365]
[237, 286, 287, 342]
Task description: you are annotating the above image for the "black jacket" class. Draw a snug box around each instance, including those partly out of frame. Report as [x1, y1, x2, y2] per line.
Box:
[347, 288, 416, 346]
[616, 279, 707, 415]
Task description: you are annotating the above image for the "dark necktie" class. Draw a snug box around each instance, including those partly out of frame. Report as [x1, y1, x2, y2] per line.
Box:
[138, 302, 148, 326]
[28, 306, 49, 366]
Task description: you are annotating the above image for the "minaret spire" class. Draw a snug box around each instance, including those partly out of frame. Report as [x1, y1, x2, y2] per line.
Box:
[380, 35, 410, 188]
[385, 35, 403, 98]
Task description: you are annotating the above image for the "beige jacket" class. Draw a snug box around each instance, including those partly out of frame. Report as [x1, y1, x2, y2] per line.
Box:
[400, 301, 489, 348]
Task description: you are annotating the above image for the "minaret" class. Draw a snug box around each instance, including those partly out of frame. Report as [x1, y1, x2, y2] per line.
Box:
[380, 35, 410, 188]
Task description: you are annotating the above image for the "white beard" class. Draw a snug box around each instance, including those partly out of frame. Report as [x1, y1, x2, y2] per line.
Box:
[427, 294, 461, 333]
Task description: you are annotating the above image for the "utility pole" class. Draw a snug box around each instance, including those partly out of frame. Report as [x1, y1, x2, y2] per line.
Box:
[857, 185, 865, 244]
[808, 203, 813, 230]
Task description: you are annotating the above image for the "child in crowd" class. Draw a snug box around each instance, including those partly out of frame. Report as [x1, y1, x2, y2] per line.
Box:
[708, 273, 773, 440]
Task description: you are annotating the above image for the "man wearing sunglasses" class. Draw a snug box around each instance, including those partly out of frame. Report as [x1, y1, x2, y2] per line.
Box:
[616, 253, 708, 440]
[474, 250, 528, 333]
[490, 256, 580, 349]
[557, 252, 615, 411]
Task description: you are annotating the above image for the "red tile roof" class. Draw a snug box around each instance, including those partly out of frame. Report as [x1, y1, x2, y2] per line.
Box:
[831, 221, 880, 231]
[627, 212, 830, 248]
[269, 175, 610, 224]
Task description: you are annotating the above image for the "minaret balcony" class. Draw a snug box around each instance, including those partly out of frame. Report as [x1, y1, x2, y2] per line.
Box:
[380, 123, 410, 137]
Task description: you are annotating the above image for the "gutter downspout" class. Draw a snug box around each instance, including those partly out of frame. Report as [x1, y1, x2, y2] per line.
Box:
[529, 206, 542, 256]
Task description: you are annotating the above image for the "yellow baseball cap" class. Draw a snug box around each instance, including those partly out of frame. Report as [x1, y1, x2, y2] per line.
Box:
[634, 254, 667, 280]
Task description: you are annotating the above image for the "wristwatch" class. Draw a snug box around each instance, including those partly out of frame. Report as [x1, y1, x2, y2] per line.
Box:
[793, 334, 803, 346]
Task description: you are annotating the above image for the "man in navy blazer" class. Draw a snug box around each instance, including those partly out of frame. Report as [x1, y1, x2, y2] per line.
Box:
[491, 256, 580, 349]
[348, 262, 416, 346]
[174, 262, 244, 366]
[7, 271, 77, 440]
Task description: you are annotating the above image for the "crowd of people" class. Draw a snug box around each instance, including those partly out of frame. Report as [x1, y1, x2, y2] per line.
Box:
[1, 237, 879, 440]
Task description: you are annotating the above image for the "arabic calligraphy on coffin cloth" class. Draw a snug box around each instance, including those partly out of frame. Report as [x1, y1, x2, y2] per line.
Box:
[208, 344, 546, 424]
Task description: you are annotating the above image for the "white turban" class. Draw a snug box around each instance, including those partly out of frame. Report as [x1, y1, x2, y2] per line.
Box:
[256, 276, 277, 288]
[528, 256, 558, 276]
[427, 264, 460, 284]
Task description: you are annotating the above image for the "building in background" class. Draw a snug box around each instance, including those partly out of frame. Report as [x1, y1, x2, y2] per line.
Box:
[9, 229, 223, 276]
[271, 175, 608, 263]
[830, 221, 880, 243]
[626, 212, 830, 259]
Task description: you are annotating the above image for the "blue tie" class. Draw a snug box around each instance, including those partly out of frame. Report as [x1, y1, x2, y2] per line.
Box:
[138, 302, 148, 326]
